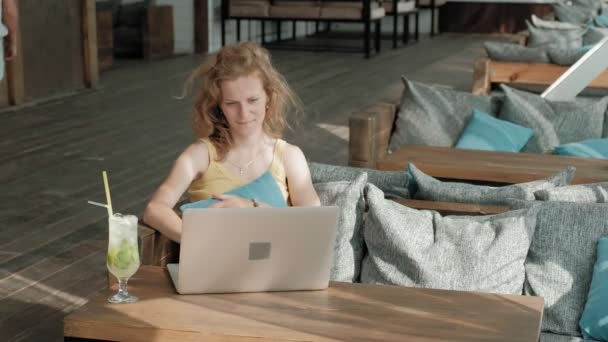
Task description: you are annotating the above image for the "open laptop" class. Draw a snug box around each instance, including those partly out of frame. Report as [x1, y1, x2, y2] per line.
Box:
[167, 206, 339, 294]
[542, 36, 608, 101]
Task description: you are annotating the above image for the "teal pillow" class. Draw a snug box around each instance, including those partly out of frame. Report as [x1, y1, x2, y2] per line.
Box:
[180, 171, 287, 210]
[580, 237, 608, 341]
[455, 109, 534, 152]
[576, 44, 595, 52]
[554, 139, 608, 159]
[593, 14, 608, 27]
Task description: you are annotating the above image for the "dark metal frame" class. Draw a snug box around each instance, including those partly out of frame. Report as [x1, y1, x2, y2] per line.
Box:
[221, 0, 385, 58]
[386, 5, 419, 48]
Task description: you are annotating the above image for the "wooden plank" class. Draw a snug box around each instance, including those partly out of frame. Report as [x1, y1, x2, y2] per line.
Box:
[393, 198, 510, 216]
[471, 57, 491, 95]
[143, 5, 174, 59]
[2, 249, 107, 341]
[18, 0, 85, 101]
[489, 60, 608, 90]
[67, 266, 544, 342]
[82, 0, 99, 87]
[96, 10, 114, 72]
[377, 145, 608, 184]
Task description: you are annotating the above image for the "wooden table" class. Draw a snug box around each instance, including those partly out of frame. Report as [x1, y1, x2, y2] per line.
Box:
[377, 145, 608, 185]
[65, 266, 544, 342]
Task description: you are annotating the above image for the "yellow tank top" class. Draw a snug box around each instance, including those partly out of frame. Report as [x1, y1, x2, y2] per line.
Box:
[188, 138, 289, 203]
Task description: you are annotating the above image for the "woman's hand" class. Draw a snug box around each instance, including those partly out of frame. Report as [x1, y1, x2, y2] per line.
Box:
[210, 194, 256, 208]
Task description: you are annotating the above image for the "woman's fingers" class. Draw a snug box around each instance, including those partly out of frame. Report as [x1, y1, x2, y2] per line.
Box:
[209, 194, 248, 208]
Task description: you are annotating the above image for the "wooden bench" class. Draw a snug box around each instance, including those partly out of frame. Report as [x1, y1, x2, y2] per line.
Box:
[222, 0, 418, 58]
[471, 57, 608, 96]
[348, 101, 608, 183]
[378, 144, 608, 184]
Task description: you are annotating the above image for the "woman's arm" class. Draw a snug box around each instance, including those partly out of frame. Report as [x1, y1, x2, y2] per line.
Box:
[3, 0, 18, 60]
[143, 142, 209, 243]
[283, 144, 321, 207]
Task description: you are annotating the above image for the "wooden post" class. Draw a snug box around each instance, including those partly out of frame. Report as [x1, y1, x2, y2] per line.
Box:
[471, 58, 491, 96]
[195, 0, 208, 53]
[82, 0, 99, 88]
[6, 7, 24, 106]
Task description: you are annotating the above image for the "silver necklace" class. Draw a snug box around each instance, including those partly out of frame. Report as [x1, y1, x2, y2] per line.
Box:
[226, 143, 266, 176]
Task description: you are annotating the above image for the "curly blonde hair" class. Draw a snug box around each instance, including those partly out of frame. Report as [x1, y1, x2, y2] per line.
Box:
[185, 42, 302, 160]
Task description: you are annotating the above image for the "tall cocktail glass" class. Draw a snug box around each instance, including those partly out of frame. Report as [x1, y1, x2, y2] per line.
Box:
[107, 213, 140, 304]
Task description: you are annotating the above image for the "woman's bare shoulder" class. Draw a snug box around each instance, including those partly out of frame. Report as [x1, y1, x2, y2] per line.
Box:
[282, 141, 304, 158]
[281, 141, 309, 172]
[179, 140, 211, 174]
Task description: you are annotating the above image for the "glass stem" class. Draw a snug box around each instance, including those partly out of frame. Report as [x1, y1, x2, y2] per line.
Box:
[118, 278, 129, 296]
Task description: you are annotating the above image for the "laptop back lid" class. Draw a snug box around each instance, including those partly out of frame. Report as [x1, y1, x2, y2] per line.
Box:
[176, 206, 339, 294]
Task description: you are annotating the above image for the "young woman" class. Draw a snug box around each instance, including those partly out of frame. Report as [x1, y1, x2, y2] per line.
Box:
[144, 42, 320, 243]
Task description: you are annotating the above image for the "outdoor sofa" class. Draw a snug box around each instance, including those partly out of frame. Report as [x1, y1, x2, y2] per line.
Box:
[122, 161, 608, 342]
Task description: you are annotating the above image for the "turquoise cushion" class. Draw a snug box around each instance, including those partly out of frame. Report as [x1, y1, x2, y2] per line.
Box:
[580, 237, 608, 341]
[576, 44, 595, 52]
[593, 14, 608, 27]
[554, 139, 608, 159]
[455, 109, 534, 152]
[180, 171, 287, 210]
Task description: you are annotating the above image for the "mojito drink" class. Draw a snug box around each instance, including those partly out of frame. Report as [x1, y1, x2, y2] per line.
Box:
[107, 213, 140, 303]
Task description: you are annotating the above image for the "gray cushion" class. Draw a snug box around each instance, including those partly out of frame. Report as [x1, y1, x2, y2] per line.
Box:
[409, 163, 575, 205]
[526, 20, 586, 49]
[309, 162, 410, 199]
[546, 46, 589, 65]
[360, 184, 537, 294]
[534, 182, 608, 203]
[584, 26, 608, 45]
[498, 85, 608, 153]
[531, 14, 583, 30]
[484, 41, 551, 64]
[540, 332, 597, 342]
[389, 78, 500, 150]
[572, 0, 604, 14]
[522, 201, 608, 336]
[314, 173, 367, 282]
[553, 3, 592, 24]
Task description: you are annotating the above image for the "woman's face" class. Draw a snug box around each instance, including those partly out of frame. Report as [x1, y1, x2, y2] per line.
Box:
[219, 74, 268, 138]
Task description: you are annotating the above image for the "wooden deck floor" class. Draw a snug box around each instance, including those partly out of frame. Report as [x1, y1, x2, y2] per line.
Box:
[1, 33, 498, 341]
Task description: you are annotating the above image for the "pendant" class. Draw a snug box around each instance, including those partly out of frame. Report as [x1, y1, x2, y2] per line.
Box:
[239, 168, 245, 176]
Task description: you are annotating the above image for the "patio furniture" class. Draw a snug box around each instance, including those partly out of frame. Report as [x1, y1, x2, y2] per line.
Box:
[376, 144, 608, 184]
[472, 57, 608, 96]
[383, 0, 420, 47]
[221, 0, 387, 58]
